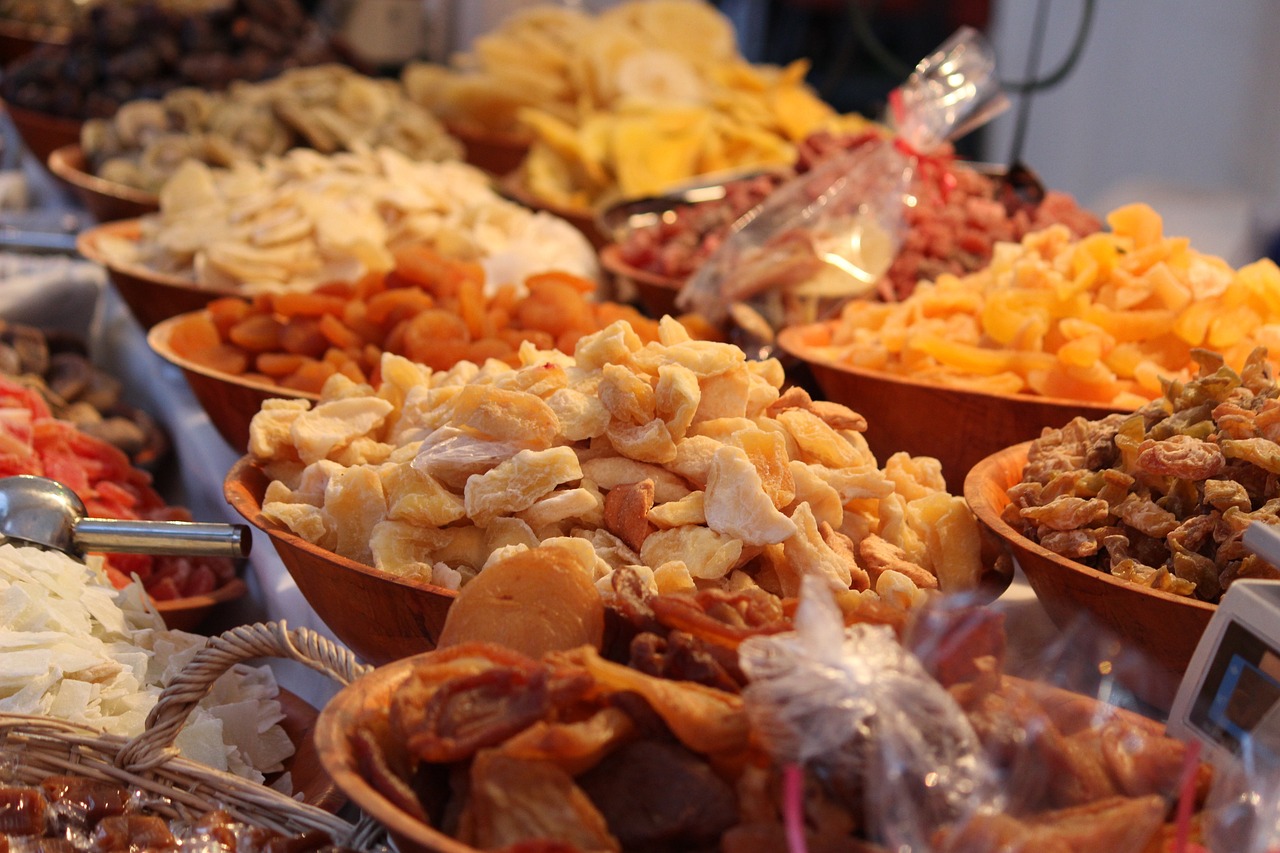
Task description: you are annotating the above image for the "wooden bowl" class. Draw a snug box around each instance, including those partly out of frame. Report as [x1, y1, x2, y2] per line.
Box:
[76, 219, 239, 330]
[314, 650, 475, 853]
[148, 312, 319, 452]
[777, 321, 1128, 492]
[445, 120, 530, 177]
[224, 457, 456, 666]
[497, 170, 607, 250]
[315, 651, 1178, 853]
[48, 143, 159, 222]
[598, 243, 685, 319]
[153, 576, 249, 633]
[965, 441, 1216, 711]
[4, 100, 81, 168]
[0, 18, 70, 66]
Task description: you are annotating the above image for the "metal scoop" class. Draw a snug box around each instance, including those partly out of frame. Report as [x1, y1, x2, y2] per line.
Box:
[0, 475, 250, 559]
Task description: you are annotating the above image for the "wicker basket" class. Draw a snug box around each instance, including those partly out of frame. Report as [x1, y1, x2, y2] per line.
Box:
[0, 621, 382, 849]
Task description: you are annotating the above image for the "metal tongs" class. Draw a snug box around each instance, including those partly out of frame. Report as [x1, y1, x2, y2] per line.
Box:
[0, 474, 250, 559]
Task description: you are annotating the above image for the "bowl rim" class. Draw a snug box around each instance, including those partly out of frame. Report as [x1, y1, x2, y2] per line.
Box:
[776, 321, 1137, 414]
[48, 142, 160, 207]
[964, 440, 1217, 613]
[2, 98, 83, 129]
[223, 455, 461, 601]
[152, 574, 249, 615]
[442, 118, 531, 150]
[147, 311, 322, 401]
[76, 218, 241, 296]
[598, 243, 685, 291]
[496, 168, 597, 225]
[313, 651, 478, 853]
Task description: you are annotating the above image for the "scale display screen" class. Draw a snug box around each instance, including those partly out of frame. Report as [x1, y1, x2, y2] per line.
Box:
[1189, 620, 1280, 760]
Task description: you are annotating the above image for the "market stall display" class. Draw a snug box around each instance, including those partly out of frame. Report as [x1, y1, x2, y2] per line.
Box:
[229, 318, 995, 663]
[3, 2, 1278, 848]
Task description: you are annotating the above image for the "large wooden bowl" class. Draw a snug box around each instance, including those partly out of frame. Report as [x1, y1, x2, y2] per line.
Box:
[224, 457, 456, 666]
[48, 143, 159, 222]
[148, 312, 318, 452]
[598, 243, 685, 319]
[316, 650, 1182, 853]
[965, 441, 1216, 711]
[777, 321, 1129, 492]
[4, 100, 81, 168]
[76, 219, 239, 330]
[314, 650, 475, 853]
[445, 120, 529, 177]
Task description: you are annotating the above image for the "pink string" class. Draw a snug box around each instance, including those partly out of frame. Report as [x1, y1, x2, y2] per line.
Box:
[783, 763, 808, 853]
[1173, 738, 1203, 853]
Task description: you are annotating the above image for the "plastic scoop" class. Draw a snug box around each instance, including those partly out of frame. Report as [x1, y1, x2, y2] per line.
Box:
[0, 474, 250, 559]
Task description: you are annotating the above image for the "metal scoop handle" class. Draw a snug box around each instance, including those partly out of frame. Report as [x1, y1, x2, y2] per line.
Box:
[74, 518, 251, 558]
[0, 475, 251, 560]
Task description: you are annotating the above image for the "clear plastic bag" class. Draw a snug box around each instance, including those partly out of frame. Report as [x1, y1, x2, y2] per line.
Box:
[676, 26, 1007, 354]
[1201, 704, 1280, 853]
[738, 575, 1004, 850]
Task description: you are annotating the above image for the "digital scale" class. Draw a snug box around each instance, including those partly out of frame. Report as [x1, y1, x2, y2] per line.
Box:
[1168, 523, 1280, 772]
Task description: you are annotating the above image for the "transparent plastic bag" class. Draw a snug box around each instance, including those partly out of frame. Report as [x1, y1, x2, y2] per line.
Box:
[1201, 704, 1280, 853]
[738, 575, 1004, 850]
[676, 26, 1008, 354]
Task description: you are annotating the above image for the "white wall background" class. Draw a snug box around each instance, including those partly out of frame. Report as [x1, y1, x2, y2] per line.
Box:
[982, 0, 1280, 264]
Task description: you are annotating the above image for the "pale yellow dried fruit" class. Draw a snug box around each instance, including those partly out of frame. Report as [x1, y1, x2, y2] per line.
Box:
[705, 445, 796, 546]
[518, 487, 604, 530]
[413, 427, 529, 489]
[787, 460, 843, 529]
[641, 526, 741, 580]
[381, 464, 467, 527]
[369, 519, 450, 578]
[730, 428, 794, 509]
[648, 491, 706, 528]
[776, 409, 861, 469]
[692, 364, 751, 423]
[600, 363, 656, 424]
[320, 465, 386, 563]
[546, 387, 611, 442]
[807, 463, 896, 503]
[485, 516, 541, 554]
[653, 560, 697, 594]
[464, 446, 583, 526]
[574, 321, 643, 370]
[780, 501, 854, 593]
[607, 418, 678, 464]
[665, 434, 721, 487]
[261, 500, 330, 547]
[903, 492, 981, 592]
[655, 363, 700, 440]
[446, 385, 560, 448]
[883, 452, 947, 502]
[248, 398, 312, 461]
[291, 397, 395, 465]
[580, 456, 692, 502]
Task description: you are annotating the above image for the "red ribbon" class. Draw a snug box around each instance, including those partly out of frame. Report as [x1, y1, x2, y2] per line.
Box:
[887, 88, 958, 202]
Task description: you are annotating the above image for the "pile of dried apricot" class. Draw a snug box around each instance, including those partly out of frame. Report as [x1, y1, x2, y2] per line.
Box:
[164, 245, 716, 393]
